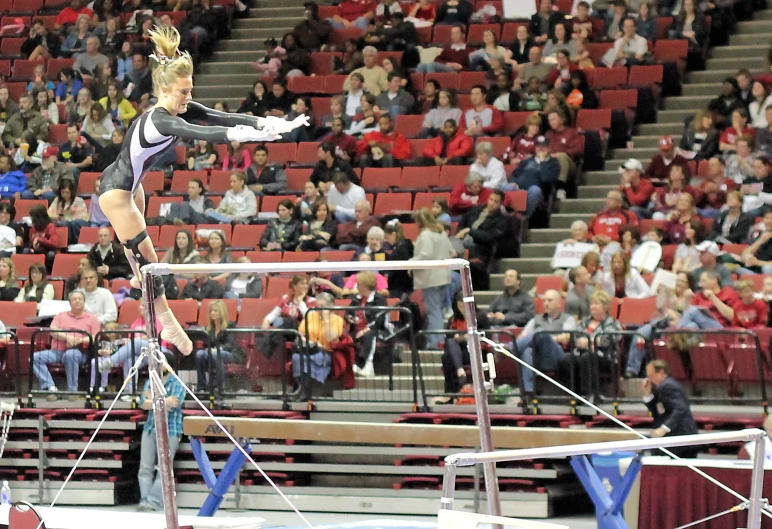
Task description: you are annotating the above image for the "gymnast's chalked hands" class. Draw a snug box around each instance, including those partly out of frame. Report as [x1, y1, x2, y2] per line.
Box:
[261, 114, 311, 134]
[227, 124, 282, 143]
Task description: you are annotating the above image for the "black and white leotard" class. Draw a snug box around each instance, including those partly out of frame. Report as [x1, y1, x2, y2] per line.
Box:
[98, 101, 257, 195]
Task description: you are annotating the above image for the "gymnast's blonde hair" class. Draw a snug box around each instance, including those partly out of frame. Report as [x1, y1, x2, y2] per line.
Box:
[148, 25, 194, 98]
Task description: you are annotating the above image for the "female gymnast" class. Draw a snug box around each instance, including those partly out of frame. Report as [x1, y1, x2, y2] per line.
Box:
[98, 26, 309, 355]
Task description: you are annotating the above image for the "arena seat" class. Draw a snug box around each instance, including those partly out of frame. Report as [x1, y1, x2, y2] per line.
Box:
[294, 142, 321, 166]
[400, 167, 440, 191]
[196, 224, 232, 244]
[309, 52, 340, 75]
[14, 199, 47, 218]
[208, 170, 232, 193]
[159, 224, 194, 248]
[167, 299, 198, 326]
[413, 191, 449, 211]
[232, 225, 265, 249]
[394, 114, 424, 139]
[78, 226, 114, 245]
[654, 39, 689, 71]
[287, 75, 321, 94]
[265, 276, 293, 298]
[46, 57, 75, 80]
[362, 167, 401, 192]
[264, 143, 297, 166]
[146, 196, 183, 218]
[170, 170, 207, 193]
[438, 165, 468, 188]
[476, 136, 510, 157]
[617, 297, 657, 328]
[0, 301, 36, 327]
[282, 251, 319, 263]
[322, 75, 347, 95]
[432, 24, 454, 45]
[408, 138, 431, 159]
[0, 38, 23, 58]
[323, 249, 355, 261]
[502, 112, 530, 135]
[374, 192, 412, 216]
[261, 195, 296, 213]
[11, 58, 44, 80]
[11, 253, 45, 277]
[51, 253, 83, 279]
[143, 171, 164, 195]
[627, 64, 664, 88]
[576, 109, 612, 132]
[590, 67, 628, 90]
[425, 72, 458, 91]
[286, 168, 313, 191]
[246, 250, 282, 263]
[77, 172, 100, 196]
[534, 275, 565, 295]
[457, 71, 488, 92]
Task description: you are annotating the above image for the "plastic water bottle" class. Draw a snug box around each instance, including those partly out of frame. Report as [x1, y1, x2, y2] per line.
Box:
[0, 480, 11, 505]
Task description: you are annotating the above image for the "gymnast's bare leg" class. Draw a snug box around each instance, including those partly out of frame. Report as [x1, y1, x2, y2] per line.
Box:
[99, 185, 193, 355]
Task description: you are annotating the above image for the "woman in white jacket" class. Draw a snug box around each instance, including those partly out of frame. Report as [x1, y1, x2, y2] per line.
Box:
[601, 250, 651, 299]
[412, 208, 454, 349]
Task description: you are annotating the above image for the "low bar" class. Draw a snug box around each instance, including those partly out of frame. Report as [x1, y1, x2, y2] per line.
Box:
[142, 258, 469, 277]
[446, 429, 766, 467]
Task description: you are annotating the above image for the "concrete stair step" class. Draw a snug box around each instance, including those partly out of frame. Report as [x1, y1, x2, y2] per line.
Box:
[752, 9, 772, 19]
[610, 147, 658, 160]
[657, 109, 697, 124]
[550, 213, 593, 228]
[252, 0, 308, 6]
[248, 6, 306, 16]
[736, 20, 772, 33]
[663, 95, 713, 111]
[192, 85, 253, 99]
[688, 69, 763, 84]
[235, 18, 303, 30]
[707, 56, 765, 70]
[492, 257, 552, 274]
[198, 61, 259, 75]
[630, 135, 681, 149]
[729, 33, 772, 46]
[213, 50, 277, 62]
[560, 198, 607, 214]
[578, 185, 616, 199]
[637, 122, 685, 136]
[342, 375, 445, 391]
[527, 228, 571, 243]
[195, 73, 258, 86]
[520, 243, 557, 258]
[393, 362, 441, 376]
[219, 35, 295, 51]
[711, 45, 769, 59]
[584, 170, 621, 186]
[681, 83, 723, 97]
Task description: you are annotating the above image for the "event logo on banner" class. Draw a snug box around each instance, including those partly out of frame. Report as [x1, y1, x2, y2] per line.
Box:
[551, 242, 595, 269]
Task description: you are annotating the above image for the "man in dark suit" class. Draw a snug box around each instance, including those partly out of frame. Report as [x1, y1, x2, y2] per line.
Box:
[643, 359, 699, 458]
[454, 190, 509, 265]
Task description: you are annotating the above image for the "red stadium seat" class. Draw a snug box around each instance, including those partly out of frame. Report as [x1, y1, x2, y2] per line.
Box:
[286, 168, 313, 191]
[394, 114, 424, 138]
[432, 25, 454, 45]
[264, 143, 296, 166]
[118, 298, 141, 325]
[585, 42, 614, 65]
[0, 301, 36, 327]
[415, 26, 431, 46]
[476, 136, 510, 158]
[168, 299, 198, 326]
[466, 24, 500, 46]
[535, 275, 565, 295]
[54, 226, 68, 248]
[261, 195, 297, 213]
[11, 254, 45, 277]
[400, 167, 440, 191]
[503, 112, 532, 135]
[146, 196, 183, 218]
[0, 60, 10, 78]
[294, 142, 320, 166]
[14, 199, 47, 218]
[310, 97, 332, 121]
[208, 170, 232, 193]
[408, 138, 431, 159]
[265, 276, 293, 298]
[425, 72, 458, 91]
[77, 172, 100, 196]
[323, 249, 355, 261]
[413, 191, 449, 211]
[457, 94, 473, 110]
[11, 59, 44, 81]
[576, 109, 612, 131]
[410, 72, 425, 92]
[196, 224, 232, 245]
[627, 65, 663, 87]
[233, 225, 265, 248]
[237, 298, 276, 327]
[0, 38, 23, 57]
[51, 253, 83, 278]
[504, 190, 527, 213]
[246, 250, 282, 263]
[654, 39, 689, 68]
[170, 170, 207, 193]
[599, 89, 638, 111]
[374, 192, 412, 216]
[361, 167, 401, 191]
[46, 58, 75, 80]
[322, 75, 348, 95]
[329, 28, 365, 48]
[143, 171, 164, 194]
[591, 67, 627, 89]
[656, 16, 673, 39]
[288, 75, 322, 94]
[48, 124, 68, 144]
[282, 251, 319, 263]
[310, 52, 341, 75]
[378, 51, 403, 67]
[457, 71, 488, 92]
[438, 165, 468, 188]
[159, 224, 194, 248]
[617, 297, 657, 327]
[78, 226, 113, 245]
[501, 21, 528, 44]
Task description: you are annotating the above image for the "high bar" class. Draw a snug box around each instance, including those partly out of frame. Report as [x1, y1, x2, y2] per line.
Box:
[142, 258, 470, 276]
[446, 429, 767, 466]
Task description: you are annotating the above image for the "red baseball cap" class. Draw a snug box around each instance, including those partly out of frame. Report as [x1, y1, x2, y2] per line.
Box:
[659, 136, 674, 149]
[42, 146, 59, 158]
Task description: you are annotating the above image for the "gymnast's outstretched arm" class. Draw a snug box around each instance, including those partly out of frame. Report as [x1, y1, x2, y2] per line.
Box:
[151, 108, 281, 143]
[182, 101, 310, 134]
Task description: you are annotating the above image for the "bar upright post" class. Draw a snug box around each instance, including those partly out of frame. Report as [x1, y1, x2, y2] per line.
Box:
[747, 434, 766, 529]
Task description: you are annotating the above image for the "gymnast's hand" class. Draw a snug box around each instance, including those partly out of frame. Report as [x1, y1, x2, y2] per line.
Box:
[226, 124, 282, 143]
[261, 114, 310, 134]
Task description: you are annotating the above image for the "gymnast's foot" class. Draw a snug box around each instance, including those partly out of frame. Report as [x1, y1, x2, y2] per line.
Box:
[158, 311, 193, 355]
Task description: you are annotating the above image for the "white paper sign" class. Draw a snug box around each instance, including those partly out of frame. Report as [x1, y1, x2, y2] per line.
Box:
[631, 241, 663, 273]
[503, 0, 536, 19]
[551, 242, 595, 269]
[649, 268, 677, 294]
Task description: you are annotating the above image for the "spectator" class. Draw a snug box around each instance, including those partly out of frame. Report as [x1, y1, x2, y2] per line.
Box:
[645, 136, 691, 185]
[720, 109, 754, 154]
[407, 0, 436, 24]
[357, 113, 411, 169]
[55, 0, 93, 29]
[0, 202, 22, 256]
[2, 93, 48, 148]
[194, 300, 242, 393]
[94, 129, 123, 172]
[28, 64, 56, 101]
[292, 291, 345, 391]
[187, 140, 218, 171]
[224, 255, 264, 302]
[222, 140, 250, 171]
[676, 270, 738, 330]
[487, 269, 535, 327]
[349, 269, 391, 377]
[327, 172, 367, 223]
[318, 96, 352, 136]
[417, 25, 469, 74]
[59, 123, 94, 174]
[710, 191, 753, 244]
[668, 0, 708, 69]
[299, 202, 338, 251]
[66, 88, 94, 124]
[0, 257, 18, 301]
[0, 87, 16, 127]
[543, 24, 575, 62]
[277, 33, 310, 78]
[201, 231, 234, 280]
[56, 68, 83, 105]
[708, 78, 745, 127]
[25, 205, 59, 271]
[312, 142, 359, 192]
[260, 199, 302, 252]
[619, 158, 655, 220]
[726, 135, 756, 184]
[264, 79, 294, 117]
[383, 220, 414, 296]
[672, 220, 706, 274]
[114, 42, 132, 83]
[755, 107, 772, 156]
[560, 290, 622, 397]
[736, 69, 753, 108]
[469, 29, 509, 72]
[245, 144, 288, 197]
[449, 172, 491, 219]
[564, 70, 598, 111]
[0, 154, 26, 200]
[661, 193, 699, 245]
[77, 267, 117, 324]
[123, 53, 153, 106]
[507, 135, 560, 218]
[749, 81, 772, 129]
[205, 172, 257, 223]
[237, 81, 268, 117]
[738, 210, 772, 274]
[455, 190, 508, 263]
[515, 47, 555, 91]
[565, 265, 593, 320]
[588, 191, 639, 245]
[679, 109, 719, 161]
[470, 141, 506, 189]
[640, 359, 699, 451]
[15, 263, 54, 305]
[434, 0, 472, 25]
[504, 114, 542, 164]
[180, 0, 218, 52]
[741, 156, 772, 218]
[335, 199, 381, 251]
[327, 0, 375, 30]
[412, 208, 453, 348]
[73, 36, 108, 80]
[182, 272, 226, 301]
[732, 279, 769, 329]
[48, 179, 88, 243]
[529, 0, 565, 44]
[343, 73, 365, 118]
[99, 80, 137, 128]
[421, 89, 462, 138]
[635, 1, 657, 41]
[343, 46, 388, 96]
[691, 240, 734, 287]
[293, 2, 331, 50]
[262, 274, 314, 337]
[82, 103, 114, 147]
[86, 227, 130, 281]
[322, 117, 358, 161]
[604, 0, 626, 40]
[348, 93, 382, 136]
[161, 229, 201, 268]
[33, 290, 100, 399]
[604, 17, 648, 66]
[507, 24, 533, 68]
[516, 289, 575, 397]
[334, 38, 364, 76]
[374, 73, 414, 117]
[601, 250, 651, 299]
[651, 164, 697, 221]
[22, 19, 61, 60]
[61, 15, 92, 57]
[63, 257, 94, 297]
[486, 71, 520, 113]
[419, 118, 472, 167]
[545, 110, 583, 187]
[440, 291, 490, 398]
[464, 86, 504, 138]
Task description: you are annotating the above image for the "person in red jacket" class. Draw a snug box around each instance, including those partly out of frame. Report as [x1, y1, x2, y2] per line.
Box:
[449, 173, 492, 219]
[618, 158, 655, 219]
[588, 190, 639, 245]
[418, 119, 473, 166]
[357, 113, 410, 169]
[27, 204, 60, 273]
[545, 110, 583, 187]
[732, 279, 769, 329]
[644, 136, 690, 185]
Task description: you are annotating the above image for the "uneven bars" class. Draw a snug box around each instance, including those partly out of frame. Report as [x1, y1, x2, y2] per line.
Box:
[142, 258, 469, 276]
[446, 429, 766, 466]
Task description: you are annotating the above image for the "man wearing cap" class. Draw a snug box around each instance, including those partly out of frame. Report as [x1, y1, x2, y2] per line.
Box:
[22, 146, 75, 202]
[506, 136, 560, 218]
[59, 123, 93, 176]
[645, 136, 690, 185]
[619, 158, 654, 220]
[587, 190, 638, 245]
[691, 240, 734, 287]
[2, 93, 48, 148]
